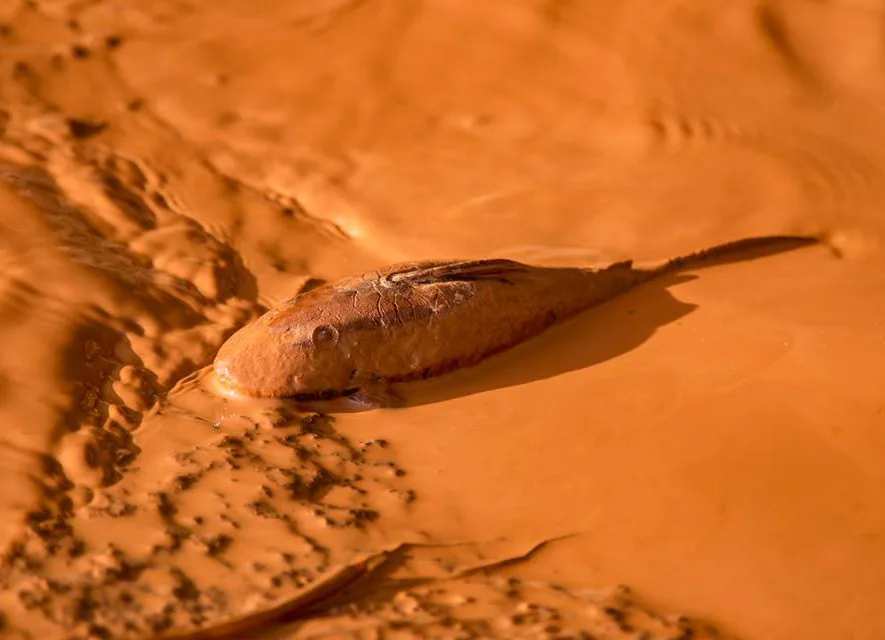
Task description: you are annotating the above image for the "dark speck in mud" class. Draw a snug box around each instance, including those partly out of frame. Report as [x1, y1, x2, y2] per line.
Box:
[66, 118, 107, 139]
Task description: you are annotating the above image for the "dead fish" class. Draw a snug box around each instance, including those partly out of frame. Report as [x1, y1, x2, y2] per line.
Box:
[214, 236, 817, 407]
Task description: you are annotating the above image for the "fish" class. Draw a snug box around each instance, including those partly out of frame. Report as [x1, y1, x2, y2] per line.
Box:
[213, 236, 818, 407]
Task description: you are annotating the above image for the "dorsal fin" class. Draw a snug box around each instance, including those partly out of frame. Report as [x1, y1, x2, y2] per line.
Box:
[386, 259, 529, 285]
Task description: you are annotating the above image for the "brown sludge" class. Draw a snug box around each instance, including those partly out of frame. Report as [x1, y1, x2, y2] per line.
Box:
[0, 1, 883, 640]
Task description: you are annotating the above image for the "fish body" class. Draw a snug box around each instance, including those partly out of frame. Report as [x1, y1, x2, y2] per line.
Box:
[213, 236, 816, 404]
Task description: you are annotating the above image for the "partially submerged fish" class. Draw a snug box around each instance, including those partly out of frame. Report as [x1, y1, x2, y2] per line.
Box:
[214, 236, 817, 407]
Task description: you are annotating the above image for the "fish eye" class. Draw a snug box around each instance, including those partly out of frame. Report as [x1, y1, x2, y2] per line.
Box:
[312, 324, 339, 346]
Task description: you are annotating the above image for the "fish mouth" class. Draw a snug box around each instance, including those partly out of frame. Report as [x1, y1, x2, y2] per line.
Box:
[212, 357, 284, 398]
[212, 359, 260, 397]
[213, 359, 355, 401]
[212, 327, 296, 398]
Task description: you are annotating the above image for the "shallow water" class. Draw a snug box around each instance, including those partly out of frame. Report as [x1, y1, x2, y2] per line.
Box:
[0, 1, 883, 638]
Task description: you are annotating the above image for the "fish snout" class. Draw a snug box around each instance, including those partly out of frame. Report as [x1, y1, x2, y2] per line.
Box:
[213, 324, 301, 398]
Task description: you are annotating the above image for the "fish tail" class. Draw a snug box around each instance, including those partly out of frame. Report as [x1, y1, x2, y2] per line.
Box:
[647, 235, 819, 276]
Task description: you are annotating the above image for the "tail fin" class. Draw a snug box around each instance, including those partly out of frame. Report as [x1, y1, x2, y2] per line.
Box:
[645, 235, 818, 275]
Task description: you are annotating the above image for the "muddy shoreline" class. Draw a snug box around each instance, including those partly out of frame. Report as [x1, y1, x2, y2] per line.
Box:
[1, 1, 884, 638]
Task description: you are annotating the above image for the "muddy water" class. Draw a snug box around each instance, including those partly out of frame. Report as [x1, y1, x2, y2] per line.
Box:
[0, 1, 883, 639]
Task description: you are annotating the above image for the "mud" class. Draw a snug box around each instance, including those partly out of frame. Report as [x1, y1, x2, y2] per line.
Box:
[0, 1, 884, 639]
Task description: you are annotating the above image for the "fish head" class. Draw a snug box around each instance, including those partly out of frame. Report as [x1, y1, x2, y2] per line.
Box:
[213, 287, 359, 398]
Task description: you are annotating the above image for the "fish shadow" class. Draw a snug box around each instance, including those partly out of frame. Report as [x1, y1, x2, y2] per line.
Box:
[293, 273, 696, 415]
[392, 272, 698, 409]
